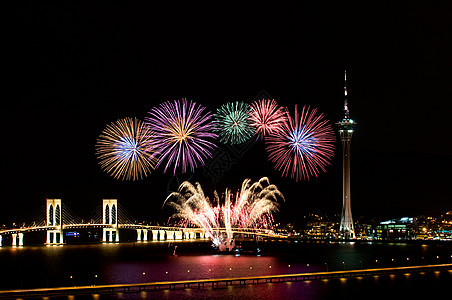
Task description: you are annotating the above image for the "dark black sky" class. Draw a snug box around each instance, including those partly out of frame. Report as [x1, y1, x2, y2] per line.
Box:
[4, 3, 452, 225]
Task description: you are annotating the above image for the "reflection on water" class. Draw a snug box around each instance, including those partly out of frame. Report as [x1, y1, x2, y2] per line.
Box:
[0, 241, 451, 298]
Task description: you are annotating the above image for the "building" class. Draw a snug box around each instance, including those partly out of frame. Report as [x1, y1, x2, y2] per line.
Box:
[336, 70, 357, 239]
[303, 214, 337, 239]
[374, 217, 414, 240]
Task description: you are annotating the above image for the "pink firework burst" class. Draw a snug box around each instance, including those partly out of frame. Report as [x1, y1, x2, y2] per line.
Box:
[164, 177, 284, 249]
[265, 105, 335, 181]
[145, 98, 217, 174]
[249, 99, 286, 138]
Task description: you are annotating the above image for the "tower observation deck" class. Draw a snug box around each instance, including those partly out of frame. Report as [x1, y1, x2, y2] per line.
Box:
[336, 70, 356, 239]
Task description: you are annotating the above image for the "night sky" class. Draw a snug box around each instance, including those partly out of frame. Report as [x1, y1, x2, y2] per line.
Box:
[5, 3, 452, 225]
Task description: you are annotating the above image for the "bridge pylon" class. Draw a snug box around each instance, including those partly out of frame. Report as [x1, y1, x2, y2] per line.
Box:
[46, 199, 63, 245]
[102, 199, 119, 242]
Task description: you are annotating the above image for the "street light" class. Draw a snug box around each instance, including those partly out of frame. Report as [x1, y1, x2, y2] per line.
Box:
[324, 263, 328, 272]
[342, 262, 345, 271]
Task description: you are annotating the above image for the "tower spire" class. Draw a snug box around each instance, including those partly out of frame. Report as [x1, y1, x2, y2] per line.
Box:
[344, 70, 349, 118]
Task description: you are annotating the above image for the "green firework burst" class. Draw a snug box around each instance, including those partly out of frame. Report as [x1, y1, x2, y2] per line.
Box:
[214, 101, 255, 144]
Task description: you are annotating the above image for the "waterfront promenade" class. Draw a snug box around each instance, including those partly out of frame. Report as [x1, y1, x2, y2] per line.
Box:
[1, 263, 451, 298]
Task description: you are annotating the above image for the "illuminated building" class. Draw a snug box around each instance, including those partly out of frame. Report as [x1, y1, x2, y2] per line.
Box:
[304, 214, 337, 239]
[375, 218, 414, 240]
[336, 70, 357, 239]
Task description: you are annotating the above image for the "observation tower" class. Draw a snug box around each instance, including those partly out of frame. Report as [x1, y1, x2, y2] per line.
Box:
[336, 70, 356, 239]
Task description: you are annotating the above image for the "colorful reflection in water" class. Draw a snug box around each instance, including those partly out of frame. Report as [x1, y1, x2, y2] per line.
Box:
[0, 241, 451, 299]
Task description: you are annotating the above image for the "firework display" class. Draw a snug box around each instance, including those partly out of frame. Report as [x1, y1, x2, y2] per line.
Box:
[249, 99, 286, 138]
[266, 105, 335, 181]
[214, 101, 255, 144]
[164, 177, 284, 250]
[145, 98, 217, 174]
[95, 117, 157, 181]
[97, 97, 336, 184]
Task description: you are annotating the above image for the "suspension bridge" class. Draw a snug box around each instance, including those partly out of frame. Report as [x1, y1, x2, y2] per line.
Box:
[0, 199, 277, 247]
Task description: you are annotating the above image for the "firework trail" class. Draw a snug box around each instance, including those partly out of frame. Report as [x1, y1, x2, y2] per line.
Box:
[164, 177, 284, 249]
[145, 98, 217, 174]
[266, 105, 335, 181]
[214, 101, 255, 144]
[96, 117, 157, 181]
[249, 99, 286, 138]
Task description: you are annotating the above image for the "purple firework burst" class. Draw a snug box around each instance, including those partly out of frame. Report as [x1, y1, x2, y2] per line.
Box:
[145, 98, 217, 174]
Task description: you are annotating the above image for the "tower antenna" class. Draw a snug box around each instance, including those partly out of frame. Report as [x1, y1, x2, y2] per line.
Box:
[344, 70, 349, 118]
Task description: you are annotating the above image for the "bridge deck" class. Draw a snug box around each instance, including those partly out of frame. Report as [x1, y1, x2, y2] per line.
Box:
[0, 264, 451, 298]
[0, 225, 275, 235]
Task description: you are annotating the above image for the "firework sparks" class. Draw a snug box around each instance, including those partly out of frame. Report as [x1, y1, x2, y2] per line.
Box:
[164, 177, 284, 250]
[214, 101, 255, 144]
[266, 105, 335, 181]
[145, 98, 217, 174]
[96, 117, 157, 181]
[249, 99, 286, 138]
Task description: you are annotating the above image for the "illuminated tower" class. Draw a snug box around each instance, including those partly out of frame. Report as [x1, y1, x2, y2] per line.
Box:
[336, 70, 356, 239]
[102, 199, 119, 242]
[46, 199, 63, 244]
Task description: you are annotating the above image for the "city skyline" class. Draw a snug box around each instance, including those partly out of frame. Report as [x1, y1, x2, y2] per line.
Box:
[4, 3, 452, 225]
